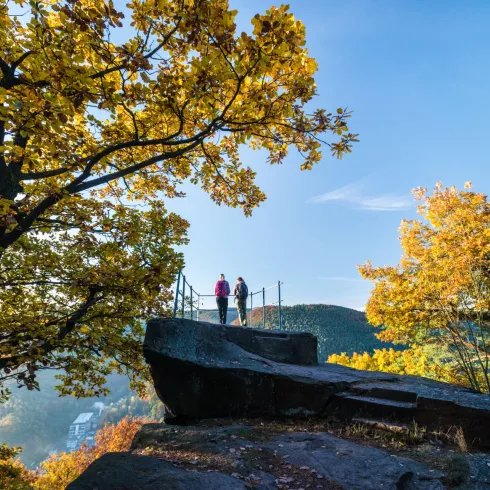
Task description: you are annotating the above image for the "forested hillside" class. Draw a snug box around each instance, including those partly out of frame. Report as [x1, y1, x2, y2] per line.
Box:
[232, 304, 395, 362]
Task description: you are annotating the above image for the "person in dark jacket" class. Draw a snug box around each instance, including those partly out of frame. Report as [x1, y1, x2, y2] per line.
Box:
[234, 277, 249, 326]
[215, 274, 230, 324]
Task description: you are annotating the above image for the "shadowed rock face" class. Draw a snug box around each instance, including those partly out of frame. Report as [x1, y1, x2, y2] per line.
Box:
[144, 318, 490, 447]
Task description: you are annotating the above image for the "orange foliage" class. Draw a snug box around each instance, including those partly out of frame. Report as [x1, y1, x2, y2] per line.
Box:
[358, 183, 490, 393]
[34, 416, 152, 490]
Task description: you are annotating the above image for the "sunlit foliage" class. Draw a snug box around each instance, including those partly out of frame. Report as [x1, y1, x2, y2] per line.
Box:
[0, 444, 34, 490]
[34, 416, 150, 490]
[328, 346, 469, 388]
[0, 0, 356, 397]
[357, 183, 490, 393]
[329, 348, 428, 376]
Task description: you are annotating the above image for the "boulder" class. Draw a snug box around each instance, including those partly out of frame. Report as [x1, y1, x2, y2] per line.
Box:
[66, 452, 248, 490]
[144, 318, 490, 447]
[145, 317, 318, 367]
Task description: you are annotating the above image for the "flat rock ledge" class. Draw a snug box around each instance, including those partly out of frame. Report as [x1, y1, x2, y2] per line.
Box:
[144, 318, 490, 448]
[68, 422, 490, 489]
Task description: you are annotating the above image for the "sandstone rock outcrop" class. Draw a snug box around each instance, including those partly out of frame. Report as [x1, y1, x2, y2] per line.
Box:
[68, 318, 490, 489]
[69, 423, 490, 489]
[144, 318, 490, 447]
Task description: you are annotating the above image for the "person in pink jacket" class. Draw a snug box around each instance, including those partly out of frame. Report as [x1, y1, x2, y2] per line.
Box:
[215, 274, 231, 324]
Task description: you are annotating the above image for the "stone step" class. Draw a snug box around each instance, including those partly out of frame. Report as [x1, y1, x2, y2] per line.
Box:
[341, 394, 417, 409]
[358, 386, 418, 404]
[332, 393, 417, 422]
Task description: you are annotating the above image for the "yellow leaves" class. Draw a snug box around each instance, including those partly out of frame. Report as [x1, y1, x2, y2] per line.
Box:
[0, 198, 14, 212]
[329, 346, 481, 391]
[222, 10, 237, 28]
[0, 443, 34, 490]
[0, 0, 358, 398]
[360, 182, 490, 392]
[329, 347, 428, 378]
[0, 197, 185, 395]
[140, 72, 151, 83]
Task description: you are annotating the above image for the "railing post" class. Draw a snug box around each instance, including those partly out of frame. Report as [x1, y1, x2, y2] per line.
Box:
[175, 276, 279, 327]
[181, 275, 186, 318]
[278, 281, 282, 330]
[190, 287, 193, 321]
[250, 292, 253, 328]
[262, 287, 265, 328]
[173, 271, 181, 318]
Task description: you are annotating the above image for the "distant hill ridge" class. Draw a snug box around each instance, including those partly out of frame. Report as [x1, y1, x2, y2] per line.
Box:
[231, 304, 394, 362]
[197, 308, 239, 325]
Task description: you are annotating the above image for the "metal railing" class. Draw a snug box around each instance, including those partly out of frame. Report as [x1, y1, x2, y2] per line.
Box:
[173, 271, 284, 330]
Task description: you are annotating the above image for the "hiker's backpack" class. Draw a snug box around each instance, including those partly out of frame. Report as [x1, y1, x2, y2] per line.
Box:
[216, 280, 228, 297]
[236, 282, 248, 299]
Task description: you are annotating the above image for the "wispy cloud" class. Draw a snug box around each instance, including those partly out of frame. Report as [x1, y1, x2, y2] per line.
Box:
[310, 181, 412, 211]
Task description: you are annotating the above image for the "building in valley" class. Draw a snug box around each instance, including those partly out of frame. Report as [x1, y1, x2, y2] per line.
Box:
[66, 412, 99, 451]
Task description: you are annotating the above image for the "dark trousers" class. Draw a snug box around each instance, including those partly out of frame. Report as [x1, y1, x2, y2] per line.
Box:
[216, 296, 228, 324]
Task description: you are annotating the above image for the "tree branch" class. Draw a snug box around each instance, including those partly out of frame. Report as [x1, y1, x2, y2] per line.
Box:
[0, 288, 103, 371]
[0, 56, 11, 80]
[1, 139, 201, 248]
[71, 140, 201, 193]
[90, 20, 181, 80]
[11, 50, 32, 71]
[20, 167, 71, 181]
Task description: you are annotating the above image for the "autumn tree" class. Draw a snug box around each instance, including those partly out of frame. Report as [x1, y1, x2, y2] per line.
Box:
[358, 183, 490, 393]
[0, 444, 34, 490]
[34, 416, 150, 490]
[328, 347, 468, 388]
[328, 348, 429, 378]
[0, 0, 357, 397]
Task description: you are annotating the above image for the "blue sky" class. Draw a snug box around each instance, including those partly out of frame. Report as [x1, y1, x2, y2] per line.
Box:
[165, 0, 490, 311]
